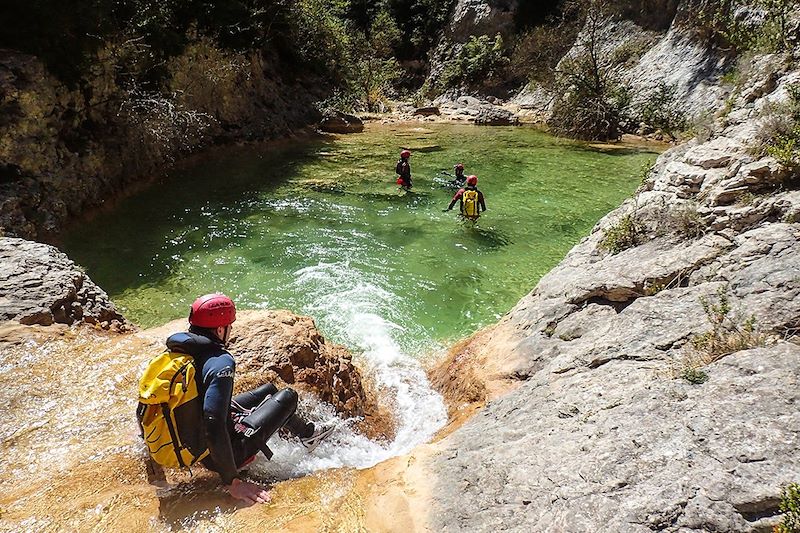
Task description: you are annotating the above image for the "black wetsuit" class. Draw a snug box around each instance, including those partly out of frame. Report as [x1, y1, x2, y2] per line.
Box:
[396, 158, 412, 188]
[451, 170, 466, 187]
[165, 331, 313, 484]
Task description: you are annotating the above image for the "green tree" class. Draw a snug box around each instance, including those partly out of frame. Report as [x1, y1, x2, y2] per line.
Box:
[346, 9, 402, 111]
[548, 0, 628, 140]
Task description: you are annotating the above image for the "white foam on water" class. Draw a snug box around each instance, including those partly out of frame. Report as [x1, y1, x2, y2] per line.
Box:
[249, 259, 447, 481]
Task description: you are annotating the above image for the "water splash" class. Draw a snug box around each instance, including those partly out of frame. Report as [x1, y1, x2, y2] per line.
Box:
[249, 259, 447, 480]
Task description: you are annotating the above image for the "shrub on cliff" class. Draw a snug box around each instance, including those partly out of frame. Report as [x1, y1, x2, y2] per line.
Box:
[600, 213, 642, 253]
[547, 0, 630, 140]
[753, 84, 800, 174]
[437, 34, 509, 91]
[510, 8, 582, 90]
[639, 82, 688, 139]
[690, 286, 766, 362]
[776, 483, 800, 533]
[680, 0, 795, 54]
[0, 0, 352, 88]
[344, 10, 403, 112]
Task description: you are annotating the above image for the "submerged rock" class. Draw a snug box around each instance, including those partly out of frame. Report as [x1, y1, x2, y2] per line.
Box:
[319, 110, 364, 134]
[0, 237, 127, 328]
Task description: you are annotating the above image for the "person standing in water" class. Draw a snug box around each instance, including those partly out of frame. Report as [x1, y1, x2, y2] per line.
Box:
[137, 293, 334, 505]
[395, 149, 412, 190]
[450, 163, 466, 187]
[444, 175, 486, 220]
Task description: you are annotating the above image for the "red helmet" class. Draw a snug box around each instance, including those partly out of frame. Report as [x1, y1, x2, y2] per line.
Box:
[189, 293, 236, 328]
[467, 175, 478, 186]
[400, 149, 411, 158]
[455, 163, 464, 170]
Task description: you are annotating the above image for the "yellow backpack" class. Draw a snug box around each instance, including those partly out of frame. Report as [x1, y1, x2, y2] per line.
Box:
[462, 189, 480, 218]
[137, 351, 209, 469]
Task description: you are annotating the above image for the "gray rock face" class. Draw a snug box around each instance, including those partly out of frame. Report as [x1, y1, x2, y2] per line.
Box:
[623, 25, 730, 120]
[506, 5, 730, 127]
[430, 344, 800, 533]
[449, 0, 518, 41]
[428, 62, 800, 531]
[0, 237, 126, 328]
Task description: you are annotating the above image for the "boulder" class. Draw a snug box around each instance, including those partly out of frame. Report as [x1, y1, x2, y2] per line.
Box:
[227, 310, 390, 439]
[0, 237, 127, 328]
[474, 106, 519, 126]
[318, 110, 364, 134]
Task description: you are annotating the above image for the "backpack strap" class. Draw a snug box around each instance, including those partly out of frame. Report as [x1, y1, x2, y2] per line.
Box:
[161, 403, 187, 469]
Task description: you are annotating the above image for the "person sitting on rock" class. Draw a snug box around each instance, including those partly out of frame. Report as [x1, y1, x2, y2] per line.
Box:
[395, 149, 412, 190]
[137, 293, 334, 505]
[450, 163, 466, 187]
[444, 175, 486, 220]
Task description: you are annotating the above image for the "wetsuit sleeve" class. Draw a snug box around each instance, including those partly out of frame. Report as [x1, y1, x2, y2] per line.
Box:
[201, 353, 238, 485]
[395, 161, 403, 175]
[447, 189, 463, 210]
[479, 191, 486, 212]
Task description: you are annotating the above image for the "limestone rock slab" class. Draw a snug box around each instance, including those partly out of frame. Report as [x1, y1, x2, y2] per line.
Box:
[0, 237, 126, 328]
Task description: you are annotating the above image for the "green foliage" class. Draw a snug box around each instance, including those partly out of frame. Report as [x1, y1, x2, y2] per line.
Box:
[638, 158, 656, 186]
[690, 286, 766, 362]
[671, 202, 706, 239]
[776, 483, 800, 533]
[600, 213, 641, 254]
[338, 9, 403, 112]
[783, 211, 800, 224]
[510, 7, 581, 88]
[720, 68, 739, 86]
[640, 82, 688, 139]
[756, 84, 800, 172]
[547, 0, 630, 141]
[610, 34, 652, 66]
[0, 0, 357, 86]
[438, 34, 508, 90]
[681, 367, 709, 384]
[685, 0, 794, 53]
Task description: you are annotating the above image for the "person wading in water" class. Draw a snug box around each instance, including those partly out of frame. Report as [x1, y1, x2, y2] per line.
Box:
[395, 149, 412, 190]
[444, 175, 486, 220]
[449, 163, 466, 187]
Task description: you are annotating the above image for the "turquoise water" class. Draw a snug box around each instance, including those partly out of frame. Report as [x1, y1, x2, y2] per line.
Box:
[64, 123, 656, 353]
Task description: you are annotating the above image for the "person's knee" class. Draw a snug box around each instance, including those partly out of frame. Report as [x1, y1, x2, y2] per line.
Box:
[272, 388, 298, 410]
[252, 383, 278, 397]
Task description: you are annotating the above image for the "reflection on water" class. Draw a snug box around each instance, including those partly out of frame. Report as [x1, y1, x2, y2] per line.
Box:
[469, 225, 513, 248]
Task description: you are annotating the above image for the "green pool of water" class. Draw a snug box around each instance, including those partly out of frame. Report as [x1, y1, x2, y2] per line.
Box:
[63, 123, 658, 354]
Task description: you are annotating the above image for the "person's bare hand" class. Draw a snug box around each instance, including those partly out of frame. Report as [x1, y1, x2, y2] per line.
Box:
[225, 478, 270, 504]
